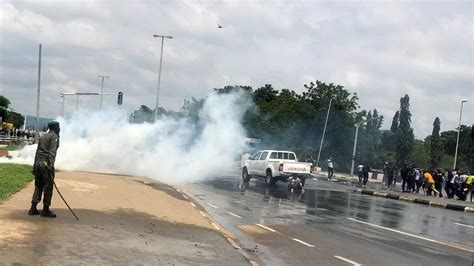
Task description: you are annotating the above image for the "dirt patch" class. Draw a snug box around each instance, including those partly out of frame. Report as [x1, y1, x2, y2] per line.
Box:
[0, 171, 248, 265]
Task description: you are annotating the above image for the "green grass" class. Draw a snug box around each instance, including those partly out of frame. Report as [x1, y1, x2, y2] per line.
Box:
[0, 163, 33, 203]
[0, 144, 22, 151]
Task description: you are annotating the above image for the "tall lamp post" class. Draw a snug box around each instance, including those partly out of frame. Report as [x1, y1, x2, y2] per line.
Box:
[315, 98, 333, 171]
[350, 116, 383, 176]
[454, 100, 468, 169]
[98, 75, 109, 111]
[153, 34, 173, 120]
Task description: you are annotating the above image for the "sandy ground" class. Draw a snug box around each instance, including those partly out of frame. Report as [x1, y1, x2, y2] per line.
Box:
[0, 171, 249, 265]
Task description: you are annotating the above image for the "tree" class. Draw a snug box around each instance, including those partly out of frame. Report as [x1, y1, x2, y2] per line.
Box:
[430, 117, 442, 168]
[0, 95, 11, 122]
[395, 94, 414, 167]
[390, 111, 399, 132]
[6, 111, 24, 128]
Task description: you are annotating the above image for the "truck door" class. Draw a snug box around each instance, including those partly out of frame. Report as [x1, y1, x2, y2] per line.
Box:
[255, 151, 269, 176]
[248, 152, 262, 175]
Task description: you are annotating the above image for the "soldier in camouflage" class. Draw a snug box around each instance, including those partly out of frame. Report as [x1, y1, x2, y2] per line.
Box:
[28, 121, 60, 218]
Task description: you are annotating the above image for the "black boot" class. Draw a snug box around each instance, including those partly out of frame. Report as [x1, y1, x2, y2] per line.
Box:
[40, 206, 57, 218]
[28, 203, 40, 215]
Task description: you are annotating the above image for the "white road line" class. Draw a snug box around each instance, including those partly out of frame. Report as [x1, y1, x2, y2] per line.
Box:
[199, 211, 207, 218]
[211, 222, 220, 231]
[291, 238, 315, 247]
[176, 189, 182, 193]
[226, 212, 242, 219]
[181, 194, 189, 200]
[205, 203, 219, 209]
[189, 202, 196, 208]
[256, 224, 277, 233]
[454, 222, 474, 229]
[334, 255, 362, 266]
[348, 218, 474, 253]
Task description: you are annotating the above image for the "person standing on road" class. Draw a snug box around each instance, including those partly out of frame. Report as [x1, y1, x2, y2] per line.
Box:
[400, 165, 409, 192]
[433, 169, 444, 198]
[386, 162, 395, 190]
[28, 121, 60, 218]
[407, 166, 416, 192]
[357, 163, 364, 184]
[423, 170, 436, 196]
[362, 164, 371, 188]
[414, 168, 423, 193]
[327, 157, 334, 180]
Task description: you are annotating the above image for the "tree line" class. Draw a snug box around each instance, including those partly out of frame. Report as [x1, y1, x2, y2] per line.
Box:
[0, 95, 25, 128]
[132, 80, 473, 173]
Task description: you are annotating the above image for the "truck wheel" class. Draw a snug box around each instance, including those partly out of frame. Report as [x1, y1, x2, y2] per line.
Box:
[265, 170, 274, 185]
[242, 168, 251, 182]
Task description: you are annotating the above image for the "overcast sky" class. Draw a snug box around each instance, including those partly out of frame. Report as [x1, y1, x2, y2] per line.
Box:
[0, 0, 473, 138]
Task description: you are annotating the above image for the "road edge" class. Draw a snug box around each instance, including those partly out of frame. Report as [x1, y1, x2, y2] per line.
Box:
[173, 187, 260, 266]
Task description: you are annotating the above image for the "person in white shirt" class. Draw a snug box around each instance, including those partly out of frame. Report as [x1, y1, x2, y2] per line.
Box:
[328, 157, 334, 179]
[357, 164, 364, 183]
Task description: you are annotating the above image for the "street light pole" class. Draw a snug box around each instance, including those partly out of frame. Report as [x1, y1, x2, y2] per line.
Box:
[350, 124, 361, 176]
[350, 116, 383, 176]
[98, 75, 109, 111]
[316, 98, 332, 171]
[153, 34, 173, 121]
[454, 100, 468, 169]
[35, 44, 42, 140]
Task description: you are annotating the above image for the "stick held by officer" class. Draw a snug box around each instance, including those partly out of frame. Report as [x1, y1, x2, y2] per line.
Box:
[28, 120, 60, 218]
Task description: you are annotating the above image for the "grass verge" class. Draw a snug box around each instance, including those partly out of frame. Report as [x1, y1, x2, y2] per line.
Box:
[0, 163, 33, 203]
[0, 144, 22, 151]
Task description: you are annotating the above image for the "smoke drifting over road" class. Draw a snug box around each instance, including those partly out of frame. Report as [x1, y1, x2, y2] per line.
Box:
[6, 91, 251, 184]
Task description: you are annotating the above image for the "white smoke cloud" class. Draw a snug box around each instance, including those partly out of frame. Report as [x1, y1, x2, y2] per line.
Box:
[3, 91, 251, 184]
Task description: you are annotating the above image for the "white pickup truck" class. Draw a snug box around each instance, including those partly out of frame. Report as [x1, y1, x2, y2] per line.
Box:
[241, 150, 312, 185]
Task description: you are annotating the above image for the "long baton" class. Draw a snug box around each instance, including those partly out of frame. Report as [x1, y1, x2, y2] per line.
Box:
[51, 170, 79, 220]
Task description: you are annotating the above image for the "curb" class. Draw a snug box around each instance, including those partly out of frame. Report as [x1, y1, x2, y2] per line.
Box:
[353, 189, 473, 213]
[175, 187, 259, 266]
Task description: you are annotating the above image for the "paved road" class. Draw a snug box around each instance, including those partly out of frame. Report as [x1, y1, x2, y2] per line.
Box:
[181, 174, 474, 266]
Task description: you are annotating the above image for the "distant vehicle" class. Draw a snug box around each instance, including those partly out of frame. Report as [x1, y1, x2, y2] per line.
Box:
[242, 150, 311, 185]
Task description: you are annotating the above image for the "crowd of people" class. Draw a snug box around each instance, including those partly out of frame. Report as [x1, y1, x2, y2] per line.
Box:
[1, 127, 37, 140]
[379, 162, 474, 202]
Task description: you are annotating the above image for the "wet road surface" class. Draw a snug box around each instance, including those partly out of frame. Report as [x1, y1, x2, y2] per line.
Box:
[181, 174, 474, 266]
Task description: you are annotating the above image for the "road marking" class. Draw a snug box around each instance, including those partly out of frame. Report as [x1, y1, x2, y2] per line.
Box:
[291, 238, 315, 247]
[256, 224, 277, 233]
[199, 211, 207, 217]
[189, 202, 196, 208]
[205, 203, 219, 209]
[334, 255, 361, 266]
[226, 212, 242, 219]
[455, 222, 474, 229]
[176, 189, 182, 193]
[211, 222, 220, 231]
[348, 218, 474, 252]
[181, 194, 189, 200]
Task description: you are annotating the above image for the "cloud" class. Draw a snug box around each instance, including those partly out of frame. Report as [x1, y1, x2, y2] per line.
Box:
[0, 0, 473, 138]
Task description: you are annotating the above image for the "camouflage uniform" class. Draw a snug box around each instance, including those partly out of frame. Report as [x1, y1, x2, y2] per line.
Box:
[31, 131, 60, 207]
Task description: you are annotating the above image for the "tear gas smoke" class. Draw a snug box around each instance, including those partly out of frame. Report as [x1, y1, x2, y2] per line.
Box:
[4, 91, 252, 184]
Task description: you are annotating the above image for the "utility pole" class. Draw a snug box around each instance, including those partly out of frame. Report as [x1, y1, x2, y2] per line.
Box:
[454, 100, 468, 169]
[316, 98, 332, 171]
[35, 44, 42, 141]
[98, 75, 109, 111]
[153, 34, 173, 121]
